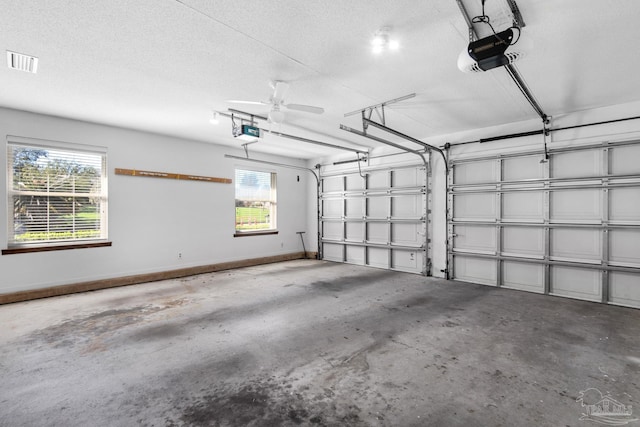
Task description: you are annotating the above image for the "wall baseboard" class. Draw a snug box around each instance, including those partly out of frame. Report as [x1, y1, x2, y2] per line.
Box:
[0, 252, 319, 305]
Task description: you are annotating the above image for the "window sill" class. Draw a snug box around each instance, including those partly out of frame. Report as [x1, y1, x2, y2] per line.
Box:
[234, 231, 279, 238]
[2, 241, 112, 255]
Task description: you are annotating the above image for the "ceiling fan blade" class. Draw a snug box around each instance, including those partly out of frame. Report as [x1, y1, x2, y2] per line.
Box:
[271, 81, 289, 104]
[227, 100, 268, 105]
[285, 103, 325, 114]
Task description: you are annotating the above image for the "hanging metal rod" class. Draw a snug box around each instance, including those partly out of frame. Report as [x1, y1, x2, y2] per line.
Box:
[261, 128, 368, 155]
[362, 118, 448, 174]
[504, 64, 547, 121]
[339, 125, 428, 167]
[506, 0, 526, 27]
[344, 93, 416, 117]
[218, 110, 368, 155]
[455, 0, 478, 42]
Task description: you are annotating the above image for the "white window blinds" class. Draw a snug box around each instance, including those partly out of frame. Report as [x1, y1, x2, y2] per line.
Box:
[235, 169, 277, 232]
[7, 138, 107, 246]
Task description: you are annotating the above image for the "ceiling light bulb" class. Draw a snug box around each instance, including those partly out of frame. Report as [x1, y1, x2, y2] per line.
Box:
[371, 27, 398, 54]
[210, 112, 219, 125]
[371, 35, 386, 47]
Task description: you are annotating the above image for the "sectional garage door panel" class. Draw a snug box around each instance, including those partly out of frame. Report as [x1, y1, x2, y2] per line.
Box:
[367, 197, 388, 218]
[610, 229, 640, 268]
[345, 222, 364, 241]
[502, 261, 545, 293]
[392, 249, 426, 273]
[454, 256, 497, 286]
[550, 189, 602, 223]
[551, 150, 602, 178]
[322, 199, 342, 218]
[611, 144, 640, 174]
[391, 195, 422, 218]
[322, 243, 344, 262]
[454, 160, 497, 184]
[610, 272, 640, 307]
[550, 228, 601, 264]
[610, 188, 640, 223]
[503, 192, 544, 222]
[346, 246, 365, 264]
[503, 155, 545, 181]
[345, 174, 365, 191]
[550, 267, 602, 302]
[322, 222, 343, 240]
[502, 227, 544, 258]
[367, 223, 389, 244]
[453, 224, 496, 254]
[320, 163, 429, 275]
[453, 193, 496, 221]
[346, 199, 364, 218]
[322, 176, 343, 192]
[368, 247, 390, 269]
[449, 140, 640, 308]
[392, 223, 424, 246]
[368, 170, 390, 189]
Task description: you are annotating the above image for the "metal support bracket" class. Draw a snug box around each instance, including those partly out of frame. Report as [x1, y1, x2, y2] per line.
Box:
[344, 93, 416, 121]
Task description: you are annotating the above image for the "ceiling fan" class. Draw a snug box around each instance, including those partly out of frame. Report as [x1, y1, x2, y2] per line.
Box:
[228, 81, 324, 124]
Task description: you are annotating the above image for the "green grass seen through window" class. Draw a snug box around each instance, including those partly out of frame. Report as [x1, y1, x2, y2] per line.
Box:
[236, 207, 271, 230]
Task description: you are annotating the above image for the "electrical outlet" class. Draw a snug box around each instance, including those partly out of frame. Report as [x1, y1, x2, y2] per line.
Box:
[178, 252, 182, 259]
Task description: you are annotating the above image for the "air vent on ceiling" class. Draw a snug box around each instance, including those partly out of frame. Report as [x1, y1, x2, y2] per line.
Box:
[7, 51, 39, 73]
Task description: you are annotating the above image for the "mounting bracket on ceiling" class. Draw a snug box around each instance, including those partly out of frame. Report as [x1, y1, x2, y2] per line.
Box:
[505, 0, 525, 30]
[455, 0, 525, 43]
[344, 93, 416, 127]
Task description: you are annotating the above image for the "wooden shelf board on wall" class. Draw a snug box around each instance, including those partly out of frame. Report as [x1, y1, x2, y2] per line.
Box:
[115, 168, 231, 184]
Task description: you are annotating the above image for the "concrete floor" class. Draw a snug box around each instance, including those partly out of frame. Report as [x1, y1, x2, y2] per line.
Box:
[1, 260, 639, 427]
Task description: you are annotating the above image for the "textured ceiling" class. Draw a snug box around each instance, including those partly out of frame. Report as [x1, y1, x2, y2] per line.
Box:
[2, 0, 640, 159]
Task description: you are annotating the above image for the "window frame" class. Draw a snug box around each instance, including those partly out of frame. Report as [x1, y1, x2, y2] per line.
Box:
[3, 136, 110, 254]
[234, 168, 278, 237]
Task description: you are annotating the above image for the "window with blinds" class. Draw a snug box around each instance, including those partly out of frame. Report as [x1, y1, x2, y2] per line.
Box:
[235, 169, 276, 232]
[7, 138, 107, 247]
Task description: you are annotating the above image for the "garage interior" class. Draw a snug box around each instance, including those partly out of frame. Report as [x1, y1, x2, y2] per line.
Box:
[1, 1, 640, 426]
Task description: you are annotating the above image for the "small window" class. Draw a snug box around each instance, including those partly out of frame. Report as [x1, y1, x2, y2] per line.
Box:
[235, 169, 276, 234]
[6, 138, 107, 248]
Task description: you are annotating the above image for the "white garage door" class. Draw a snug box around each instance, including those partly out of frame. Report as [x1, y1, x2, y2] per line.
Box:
[320, 163, 430, 275]
[448, 140, 640, 308]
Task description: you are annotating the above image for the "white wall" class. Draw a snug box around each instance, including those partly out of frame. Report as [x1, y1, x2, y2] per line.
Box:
[0, 107, 308, 294]
[310, 99, 640, 279]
